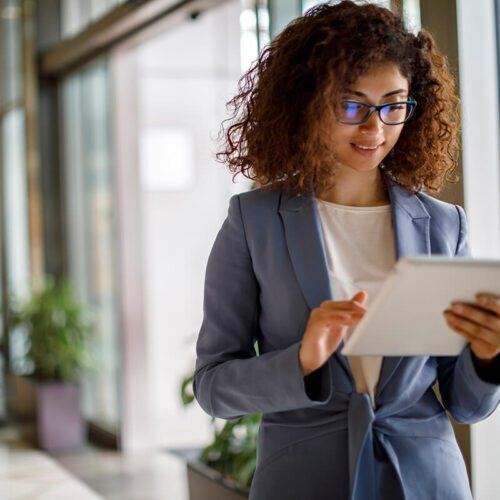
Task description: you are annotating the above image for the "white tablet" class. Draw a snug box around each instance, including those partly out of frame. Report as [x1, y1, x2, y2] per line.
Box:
[341, 256, 500, 356]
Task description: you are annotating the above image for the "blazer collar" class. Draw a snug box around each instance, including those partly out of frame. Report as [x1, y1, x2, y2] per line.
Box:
[278, 170, 431, 400]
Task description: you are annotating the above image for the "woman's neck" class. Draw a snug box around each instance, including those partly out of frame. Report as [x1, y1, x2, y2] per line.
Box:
[317, 168, 390, 207]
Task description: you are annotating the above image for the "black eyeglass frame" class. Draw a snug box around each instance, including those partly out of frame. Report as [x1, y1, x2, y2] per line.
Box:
[337, 97, 418, 125]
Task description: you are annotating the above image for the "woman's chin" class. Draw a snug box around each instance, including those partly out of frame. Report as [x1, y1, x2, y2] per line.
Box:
[344, 160, 381, 171]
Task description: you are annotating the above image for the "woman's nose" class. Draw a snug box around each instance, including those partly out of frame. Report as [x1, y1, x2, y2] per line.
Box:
[359, 110, 384, 134]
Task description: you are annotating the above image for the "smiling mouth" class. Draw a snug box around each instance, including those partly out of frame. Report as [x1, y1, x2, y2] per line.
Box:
[350, 142, 384, 149]
[350, 142, 385, 155]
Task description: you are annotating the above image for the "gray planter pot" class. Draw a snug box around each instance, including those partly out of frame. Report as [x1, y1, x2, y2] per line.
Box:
[187, 459, 249, 500]
[169, 448, 249, 500]
[36, 381, 85, 451]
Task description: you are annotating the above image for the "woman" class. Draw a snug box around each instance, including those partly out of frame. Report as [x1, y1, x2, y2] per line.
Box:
[193, 2, 500, 499]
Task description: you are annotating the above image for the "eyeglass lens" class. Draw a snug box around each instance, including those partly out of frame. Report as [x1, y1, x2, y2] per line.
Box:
[340, 102, 413, 124]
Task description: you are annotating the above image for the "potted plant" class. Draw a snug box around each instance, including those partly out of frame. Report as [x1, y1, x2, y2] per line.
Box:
[180, 370, 260, 500]
[6, 275, 95, 451]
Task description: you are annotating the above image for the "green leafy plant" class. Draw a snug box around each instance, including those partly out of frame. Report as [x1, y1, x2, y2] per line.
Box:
[8, 276, 95, 382]
[181, 371, 261, 492]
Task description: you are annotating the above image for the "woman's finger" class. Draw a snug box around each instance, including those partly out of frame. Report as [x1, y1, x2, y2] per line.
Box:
[318, 309, 363, 321]
[475, 293, 500, 316]
[320, 300, 367, 313]
[448, 303, 500, 339]
[444, 313, 500, 348]
[450, 324, 500, 359]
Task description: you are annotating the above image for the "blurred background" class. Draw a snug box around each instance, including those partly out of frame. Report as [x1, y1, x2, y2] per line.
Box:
[0, 0, 498, 499]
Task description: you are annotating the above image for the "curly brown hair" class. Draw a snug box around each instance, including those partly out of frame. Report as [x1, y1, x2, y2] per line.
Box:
[215, 0, 461, 197]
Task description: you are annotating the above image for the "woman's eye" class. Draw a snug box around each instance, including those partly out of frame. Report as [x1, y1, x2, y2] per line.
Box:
[343, 103, 362, 110]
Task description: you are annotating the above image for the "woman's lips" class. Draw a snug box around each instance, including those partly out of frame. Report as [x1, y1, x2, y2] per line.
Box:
[350, 142, 384, 156]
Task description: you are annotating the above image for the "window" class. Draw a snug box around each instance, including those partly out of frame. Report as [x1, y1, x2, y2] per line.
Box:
[62, 58, 121, 433]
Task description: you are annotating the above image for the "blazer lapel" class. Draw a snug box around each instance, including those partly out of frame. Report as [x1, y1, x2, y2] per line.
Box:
[375, 175, 431, 398]
[278, 191, 332, 313]
[278, 171, 431, 396]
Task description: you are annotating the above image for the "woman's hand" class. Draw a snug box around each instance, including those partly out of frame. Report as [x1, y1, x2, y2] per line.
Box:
[443, 293, 500, 363]
[299, 290, 368, 376]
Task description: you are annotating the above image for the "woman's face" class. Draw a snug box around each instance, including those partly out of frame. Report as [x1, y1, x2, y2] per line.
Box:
[329, 62, 410, 173]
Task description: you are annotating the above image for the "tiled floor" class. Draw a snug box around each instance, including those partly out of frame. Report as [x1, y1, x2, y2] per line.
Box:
[0, 426, 191, 499]
[54, 446, 190, 500]
[0, 427, 103, 499]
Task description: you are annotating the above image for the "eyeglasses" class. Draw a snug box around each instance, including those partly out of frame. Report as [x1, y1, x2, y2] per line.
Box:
[337, 97, 418, 125]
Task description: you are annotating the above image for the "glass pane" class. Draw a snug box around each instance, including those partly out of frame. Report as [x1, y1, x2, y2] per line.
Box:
[302, 0, 324, 14]
[62, 58, 121, 434]
[0, 0, 23, 107]
[90, 0, 109, 20]
[113, 0, 254, 448]
[403, 0, 421, 33]
[301, 0, 393, 14]
[62, 0, 127, 38]
[61, 0, 89, 38]
[1, 108, 31, 374]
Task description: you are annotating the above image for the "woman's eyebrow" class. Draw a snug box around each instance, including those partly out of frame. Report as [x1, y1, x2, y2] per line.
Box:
[344, 88, 407, 98]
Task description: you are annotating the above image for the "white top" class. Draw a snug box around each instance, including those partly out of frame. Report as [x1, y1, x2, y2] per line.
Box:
[315, 198, 397, 409]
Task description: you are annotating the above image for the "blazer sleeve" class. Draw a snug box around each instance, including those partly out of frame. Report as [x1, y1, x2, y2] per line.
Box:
[193, 194, 333, 420]
[435, 204, 500, 424]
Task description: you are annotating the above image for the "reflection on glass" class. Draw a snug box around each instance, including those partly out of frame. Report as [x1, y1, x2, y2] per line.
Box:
[62, 58, 121, 434]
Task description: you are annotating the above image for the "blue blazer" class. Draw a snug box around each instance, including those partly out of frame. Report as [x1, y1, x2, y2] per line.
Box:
[193, 173, 500, 500]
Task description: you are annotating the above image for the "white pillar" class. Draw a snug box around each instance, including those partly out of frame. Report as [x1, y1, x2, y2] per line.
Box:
[456, 1, 500, 499]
